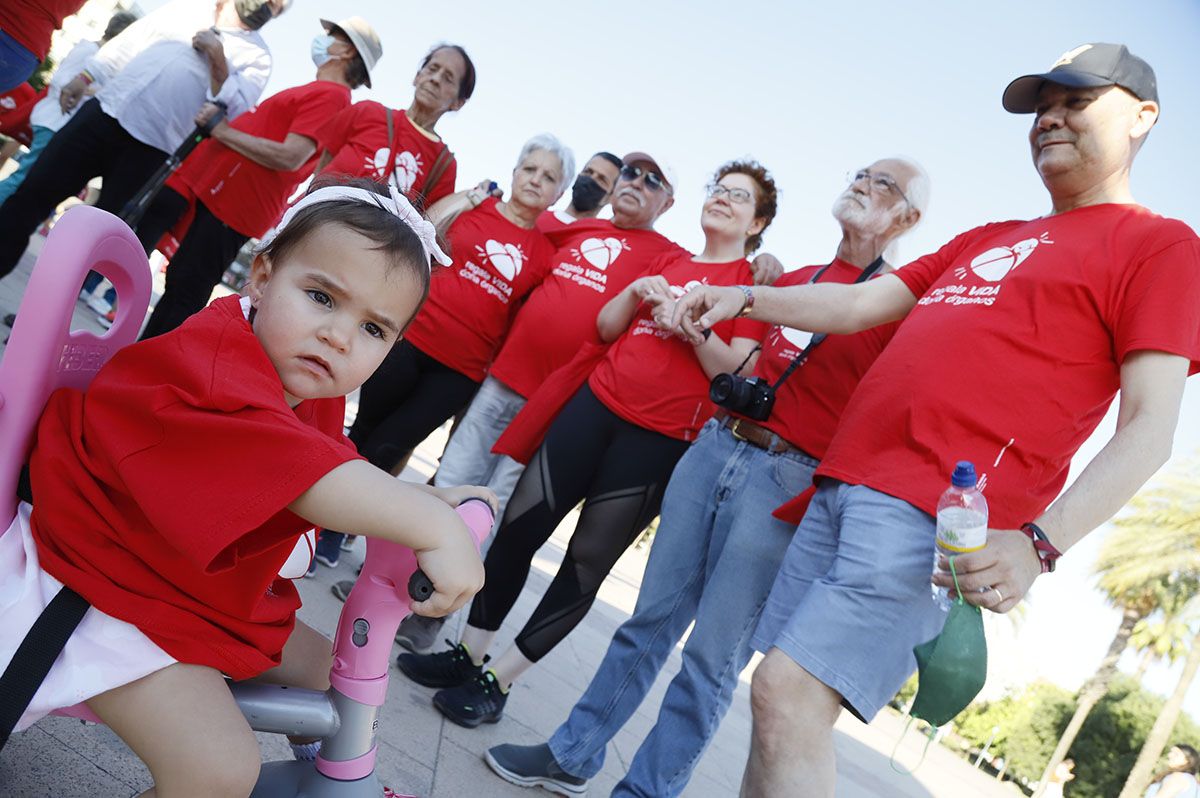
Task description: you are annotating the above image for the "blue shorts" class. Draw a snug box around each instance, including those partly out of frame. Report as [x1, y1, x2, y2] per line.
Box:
[752, 480, 947, 721]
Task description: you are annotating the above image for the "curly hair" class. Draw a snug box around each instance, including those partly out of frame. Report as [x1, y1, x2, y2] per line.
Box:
[713, 160, 778, 254]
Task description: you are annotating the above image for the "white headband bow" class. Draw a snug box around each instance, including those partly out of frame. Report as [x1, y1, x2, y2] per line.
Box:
[257, 184, 451, 267]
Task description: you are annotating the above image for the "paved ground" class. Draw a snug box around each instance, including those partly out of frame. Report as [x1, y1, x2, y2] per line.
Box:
[0, 231, 1021, 796]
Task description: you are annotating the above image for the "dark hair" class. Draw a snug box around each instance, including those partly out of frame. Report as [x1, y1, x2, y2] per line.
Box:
[329, 25, 369, 90]
[1151, 745, 1200, 785]
[258, 176, 438, 327]
[595, 151, 622, 170]
[713, 159, 779, 255]
[103, 11, 138, 41]
[420, 44, 476, 103]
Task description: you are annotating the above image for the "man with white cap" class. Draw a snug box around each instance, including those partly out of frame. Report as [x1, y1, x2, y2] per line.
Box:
[671, 43, 1199, 795]
[131, 16, 383, 339]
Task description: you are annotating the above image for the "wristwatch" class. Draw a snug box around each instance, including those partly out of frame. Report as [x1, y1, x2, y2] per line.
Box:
[735, 285, 755, 318]
[1020, 522, 1063, 573]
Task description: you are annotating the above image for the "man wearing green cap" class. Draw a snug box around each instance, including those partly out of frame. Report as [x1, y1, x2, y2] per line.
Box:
[671, 43, 1200, 795]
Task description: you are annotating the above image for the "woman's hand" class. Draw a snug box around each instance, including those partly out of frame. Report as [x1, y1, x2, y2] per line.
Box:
[929, 529, 1042, 613]
[629, 275, 673, 304]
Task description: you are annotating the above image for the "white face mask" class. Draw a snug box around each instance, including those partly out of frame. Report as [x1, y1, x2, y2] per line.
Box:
[311, 34, 337, 68]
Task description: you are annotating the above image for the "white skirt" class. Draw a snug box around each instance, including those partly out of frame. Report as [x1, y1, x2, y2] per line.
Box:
[0, 503, 176, 731]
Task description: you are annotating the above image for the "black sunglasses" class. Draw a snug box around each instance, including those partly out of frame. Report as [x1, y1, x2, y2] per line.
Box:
[619, 164, 669, 194]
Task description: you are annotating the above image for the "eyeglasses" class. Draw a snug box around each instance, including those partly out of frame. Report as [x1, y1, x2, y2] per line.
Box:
[619, 164, 670, 194]
[706, 183, 754, 205]
[846, 169, 912, 209]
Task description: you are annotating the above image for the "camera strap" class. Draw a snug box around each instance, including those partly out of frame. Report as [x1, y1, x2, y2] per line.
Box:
[767, 255, 887, 390]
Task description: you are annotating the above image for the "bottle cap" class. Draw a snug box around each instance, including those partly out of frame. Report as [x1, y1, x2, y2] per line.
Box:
[951, 461, 977, 488]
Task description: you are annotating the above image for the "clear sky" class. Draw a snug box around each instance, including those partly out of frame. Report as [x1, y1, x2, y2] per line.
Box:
[136, 0, 1200, 710]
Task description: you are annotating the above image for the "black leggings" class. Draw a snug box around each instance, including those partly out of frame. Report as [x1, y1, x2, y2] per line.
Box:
[348, 340, 479, 471]
[467, 384, 689, 662]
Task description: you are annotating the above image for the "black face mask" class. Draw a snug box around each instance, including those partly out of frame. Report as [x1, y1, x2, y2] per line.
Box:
[571, 175, 608, 213]
[234, 0, 273, 30]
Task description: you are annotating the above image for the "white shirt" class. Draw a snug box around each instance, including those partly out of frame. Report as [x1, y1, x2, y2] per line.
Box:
[84, 0, 270, 153]
[29, 39, 99, 132]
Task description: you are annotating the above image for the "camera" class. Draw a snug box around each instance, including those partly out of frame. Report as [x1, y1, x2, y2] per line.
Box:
[709, 373, 775, 421]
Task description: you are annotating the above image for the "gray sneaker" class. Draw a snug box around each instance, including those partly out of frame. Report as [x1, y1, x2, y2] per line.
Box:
[395, 613, 445, 652]
[484, 743, 588, 797]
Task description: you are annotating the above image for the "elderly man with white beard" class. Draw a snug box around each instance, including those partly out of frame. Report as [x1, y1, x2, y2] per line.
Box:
[483, 157, 929, 798]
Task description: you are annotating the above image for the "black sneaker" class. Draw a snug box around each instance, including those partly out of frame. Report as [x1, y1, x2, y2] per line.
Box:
[484, 743, 588, 796]
[433, 669, 507, 728]
[397, 641, 486, 688]
[395, 613, 445, 652]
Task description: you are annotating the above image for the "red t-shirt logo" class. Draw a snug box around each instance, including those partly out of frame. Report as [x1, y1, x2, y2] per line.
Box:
[367, 147, 423, 192]
[572, 237, 628, 270]
[959, 232, 1054, 282]
[476, 239, 526, 281]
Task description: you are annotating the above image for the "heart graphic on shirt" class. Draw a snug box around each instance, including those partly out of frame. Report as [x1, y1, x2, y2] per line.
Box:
[577, 237, 624, 270]
[484, 239, 524, 281]
[780, 327, 815, 350]
[967, 232, 1053, 282]
[392, 151, 421, 192]
[669, 279, 703, 299]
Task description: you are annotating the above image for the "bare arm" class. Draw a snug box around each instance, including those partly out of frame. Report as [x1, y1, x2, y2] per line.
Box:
[692, 334, 759, 380]
[288, 460, 485, 615]
[314, 149, 333, 174]
[940, 350, 1190, 613]
[208, 121, 316, 171]
[670, 274, 918, 344]
[425, 181, 501, 228]
[596, 275, 673, 342]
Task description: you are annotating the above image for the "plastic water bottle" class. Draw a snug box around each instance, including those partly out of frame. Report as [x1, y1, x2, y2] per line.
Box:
[931, 461, 988, 611]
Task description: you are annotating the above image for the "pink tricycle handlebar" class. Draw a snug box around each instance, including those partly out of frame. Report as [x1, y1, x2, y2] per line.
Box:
[328, 499, 493, 699]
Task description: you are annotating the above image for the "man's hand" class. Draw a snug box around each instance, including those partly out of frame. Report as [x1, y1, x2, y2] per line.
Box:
[930, 529, 1042, 613]
[671, 284, 746, 344]
[59, 76, 89, 113]
[194, 101, 224, 129]
[192, 28, 223, 62]
[750, 252, 784, 285]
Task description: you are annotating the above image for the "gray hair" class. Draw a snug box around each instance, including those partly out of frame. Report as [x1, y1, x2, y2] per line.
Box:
[515, 133, 575, 195]
[884, 155, 931, 263]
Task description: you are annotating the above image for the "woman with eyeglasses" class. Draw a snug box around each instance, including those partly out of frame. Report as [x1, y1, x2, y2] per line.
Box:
[396, 160, 777, 730]
[314, 43, 475, 206]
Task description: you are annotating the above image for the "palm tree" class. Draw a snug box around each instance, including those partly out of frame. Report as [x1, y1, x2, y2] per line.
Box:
[1130, 604, 1191, 680]
[1033, 455, 1200, 797]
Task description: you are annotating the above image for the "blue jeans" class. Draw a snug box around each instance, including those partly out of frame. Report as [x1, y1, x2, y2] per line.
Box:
[0, 31, 37, 93]
[548, 419, 818, 797]
[0, 125, 52, 206]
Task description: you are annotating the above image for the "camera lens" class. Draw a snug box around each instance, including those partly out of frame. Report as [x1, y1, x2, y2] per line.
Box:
[710, 373, 736, 404]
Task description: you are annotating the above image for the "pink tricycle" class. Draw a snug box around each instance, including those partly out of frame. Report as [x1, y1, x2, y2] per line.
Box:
[0, 206, 490, 797]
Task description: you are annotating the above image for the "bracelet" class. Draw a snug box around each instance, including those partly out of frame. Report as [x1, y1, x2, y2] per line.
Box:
[78, 70, 94, 86]
[1020, 522, 1063, 573]
[735, 285, 755, 318]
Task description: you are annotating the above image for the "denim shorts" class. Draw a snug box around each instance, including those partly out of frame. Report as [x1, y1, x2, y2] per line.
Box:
[751, 480, 948, 721]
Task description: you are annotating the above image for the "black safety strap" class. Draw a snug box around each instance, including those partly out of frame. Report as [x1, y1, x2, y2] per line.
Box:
[766, 256, 887, 389]
[0, 585, 91, 751]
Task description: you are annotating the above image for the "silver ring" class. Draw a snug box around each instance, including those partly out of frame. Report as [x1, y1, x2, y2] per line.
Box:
[992, 587, 1004, 604]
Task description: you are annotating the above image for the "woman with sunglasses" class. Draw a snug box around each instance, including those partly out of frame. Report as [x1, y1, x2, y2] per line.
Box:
[314, 43, 475, 206]
[396, 160, 778, 729]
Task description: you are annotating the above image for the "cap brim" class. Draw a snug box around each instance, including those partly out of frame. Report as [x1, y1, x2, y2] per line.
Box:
[320, 18, 373, 88]
[1002, 70, 1115, 113]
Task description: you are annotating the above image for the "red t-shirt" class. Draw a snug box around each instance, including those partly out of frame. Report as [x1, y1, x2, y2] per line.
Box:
[535, 209, 577, 235]
[589, 251, 767, 441]
[818, 204, 1200, 528]
[173, 80, 352, 238]
[0, 0, 86, 59]
[29, 295, 361, 680]
[489, 218, 686, 398]
[404, 198, 556, 381]
[748, 261, 900, 457]
[317, 101, 456, 206]
[0, 82, 41, 145]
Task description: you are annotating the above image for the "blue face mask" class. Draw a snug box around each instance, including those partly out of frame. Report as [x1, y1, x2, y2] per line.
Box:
[311, 34, 336, 68]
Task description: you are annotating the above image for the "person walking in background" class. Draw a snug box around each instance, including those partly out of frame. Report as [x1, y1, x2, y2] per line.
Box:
[315, 43, 475, 208]
[131, 15, 381, 339]
[0, 10, 137, 206]
[0, 0, 285, 287]
[396, 161, 777, 732]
